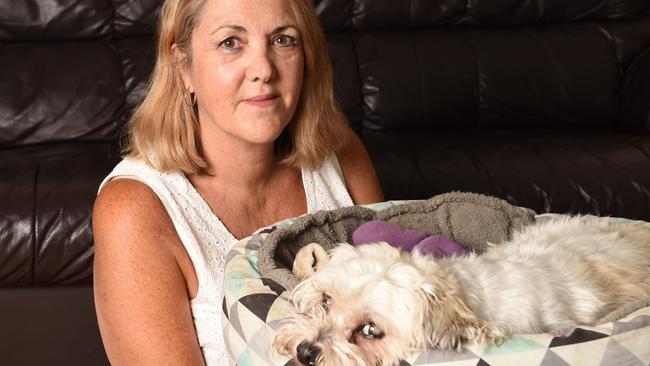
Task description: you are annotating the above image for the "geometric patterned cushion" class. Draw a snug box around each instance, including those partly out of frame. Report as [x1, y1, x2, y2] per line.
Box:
[222, 203, 650, 366]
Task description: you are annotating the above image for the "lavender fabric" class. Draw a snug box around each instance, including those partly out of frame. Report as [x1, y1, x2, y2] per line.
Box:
[412, 235, 467, 257]
[352, 220, 428, 251]
[352, 220, 467, 258]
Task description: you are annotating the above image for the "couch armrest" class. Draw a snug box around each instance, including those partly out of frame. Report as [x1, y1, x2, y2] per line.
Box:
[0, 286, 109, 365]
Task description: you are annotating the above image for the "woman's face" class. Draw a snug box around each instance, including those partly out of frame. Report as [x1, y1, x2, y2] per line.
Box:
[180, 0, 304, 148]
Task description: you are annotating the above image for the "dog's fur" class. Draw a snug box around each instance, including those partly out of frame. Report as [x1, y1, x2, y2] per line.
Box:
[273, 216, 650, 366]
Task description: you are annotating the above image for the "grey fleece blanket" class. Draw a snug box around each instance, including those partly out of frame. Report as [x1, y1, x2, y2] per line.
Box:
[258, 192, 536, 290]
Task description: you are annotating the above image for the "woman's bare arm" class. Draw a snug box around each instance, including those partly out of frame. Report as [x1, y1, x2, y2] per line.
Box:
[93, 179, 205, 366]
[337, 128, 385, 205]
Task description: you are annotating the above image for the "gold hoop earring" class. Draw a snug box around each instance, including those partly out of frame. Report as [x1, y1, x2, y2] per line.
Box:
[184, 92, 197, 107]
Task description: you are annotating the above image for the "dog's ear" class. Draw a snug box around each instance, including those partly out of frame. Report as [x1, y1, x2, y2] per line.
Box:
[293, 243, 329, 280]
[412, 261, 505, 349]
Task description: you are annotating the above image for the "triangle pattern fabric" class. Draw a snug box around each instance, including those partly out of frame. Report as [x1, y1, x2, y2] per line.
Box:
[234, 302, 271, 342]
[243, 323, 281, 361]
[482, 335, 549, 357]
[235, 348, 252, 366]
[239, 293, 278, 322]
[548, 328, 609, 348]
[549, 336, 610, 366]
[261, 277, 287, 296]
[611, 315, 650, 335]
[265, 299, 297, 324]
[223, 296, 229, 320]
[482, 349, 549, 366]
[412, 347, 480, 363]
[539, 349, 571, 366]
[223, 317, 247, 365]
[609, 327, 650, 365]
[227, 302, 246, 340]
[259, 226, 277, 234]
[245, 234, 264, 252]
[599, 338, 644, 366]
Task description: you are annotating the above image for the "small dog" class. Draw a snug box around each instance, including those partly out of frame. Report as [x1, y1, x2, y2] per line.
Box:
[273, 216, 650, 366]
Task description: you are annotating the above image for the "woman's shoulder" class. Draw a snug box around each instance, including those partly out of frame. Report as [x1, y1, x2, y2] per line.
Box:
[93, 176, 198, 283]
[96, 178, 161, 208]
[94, 171, 183, 242]
[94, 178, 172, 237]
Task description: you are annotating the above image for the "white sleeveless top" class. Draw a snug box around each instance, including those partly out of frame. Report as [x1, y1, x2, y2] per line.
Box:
[98, 155, 353, 365]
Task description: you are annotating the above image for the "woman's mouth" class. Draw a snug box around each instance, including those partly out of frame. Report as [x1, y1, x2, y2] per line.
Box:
[243, 94, 279, 108]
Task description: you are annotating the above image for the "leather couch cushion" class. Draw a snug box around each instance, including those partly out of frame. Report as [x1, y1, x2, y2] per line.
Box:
[622, 47, 650, 132]
[0, 143, 120, 286]
[363, 128, 650, 220]
[327, 19, 650, 133]
[0, 38, 154, 147]
[315, 0, 650, 30]
[0, 0, 160, 40]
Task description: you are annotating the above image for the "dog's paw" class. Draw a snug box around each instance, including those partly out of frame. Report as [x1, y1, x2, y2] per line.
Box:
[546, 323, 577, 337]
[487, 332, 506, 346]
[481, 324, 508, 346]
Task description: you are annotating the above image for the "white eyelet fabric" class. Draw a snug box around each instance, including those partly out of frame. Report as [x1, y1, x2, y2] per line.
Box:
[98, 154, 352, 365]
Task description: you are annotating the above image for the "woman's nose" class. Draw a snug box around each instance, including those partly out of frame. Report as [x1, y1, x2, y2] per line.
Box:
[245, 46, 274, 83]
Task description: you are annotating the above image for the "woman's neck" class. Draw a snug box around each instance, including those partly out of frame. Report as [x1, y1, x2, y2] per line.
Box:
[195, 132, 282, 194]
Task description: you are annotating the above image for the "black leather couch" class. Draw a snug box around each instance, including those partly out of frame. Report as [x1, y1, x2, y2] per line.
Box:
[1, 0, 649, 365]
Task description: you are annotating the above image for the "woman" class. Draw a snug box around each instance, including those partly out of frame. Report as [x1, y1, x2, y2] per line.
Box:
[92, 0, 383, 364]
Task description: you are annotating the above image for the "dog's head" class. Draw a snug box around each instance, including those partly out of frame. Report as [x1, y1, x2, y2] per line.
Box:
[273, 242, 498, 366]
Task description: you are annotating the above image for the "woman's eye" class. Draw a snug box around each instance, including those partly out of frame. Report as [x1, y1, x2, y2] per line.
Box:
[218, 37, 242, 51]
[272, 34, 297, 48]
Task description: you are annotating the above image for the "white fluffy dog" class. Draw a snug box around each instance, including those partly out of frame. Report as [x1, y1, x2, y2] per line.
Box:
[273, 216, 650, 366]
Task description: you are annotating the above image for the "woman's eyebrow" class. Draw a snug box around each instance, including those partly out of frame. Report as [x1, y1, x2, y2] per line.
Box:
[211, 24, 246, 35]
[271, 25, 298, 34]
[211, 24, 298, 35]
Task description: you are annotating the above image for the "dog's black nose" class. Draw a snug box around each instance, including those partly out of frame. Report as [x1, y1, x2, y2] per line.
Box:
[296, 340, 320, 365]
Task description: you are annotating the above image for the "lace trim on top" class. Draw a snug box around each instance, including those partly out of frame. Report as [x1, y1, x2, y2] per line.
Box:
[302, 154, 353, 211]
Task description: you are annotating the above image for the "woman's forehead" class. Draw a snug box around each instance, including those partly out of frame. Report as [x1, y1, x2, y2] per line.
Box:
[198, 0, 298, 32]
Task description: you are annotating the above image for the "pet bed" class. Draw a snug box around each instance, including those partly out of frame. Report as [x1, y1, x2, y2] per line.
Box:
[222, 192, 650, 365]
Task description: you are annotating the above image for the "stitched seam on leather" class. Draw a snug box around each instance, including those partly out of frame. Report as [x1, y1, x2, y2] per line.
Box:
[461, 31, 481, 128]
[594, 20, 624, 128]
[110, 0, 117, 39]
[114, 42, 130, 134]
[32, 163, 39, 286]
[351, 33, 366, 133]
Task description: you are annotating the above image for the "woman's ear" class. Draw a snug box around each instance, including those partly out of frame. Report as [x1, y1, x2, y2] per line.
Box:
[172, 43, 193, 93]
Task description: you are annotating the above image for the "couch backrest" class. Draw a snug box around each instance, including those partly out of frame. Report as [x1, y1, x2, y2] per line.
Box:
[1, 0, 649, 148]
[318, 0, 650, 133]
[0, 0, 160, 148]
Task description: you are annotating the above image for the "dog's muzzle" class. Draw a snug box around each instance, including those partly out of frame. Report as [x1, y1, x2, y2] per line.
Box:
[296, 340, 321, 365]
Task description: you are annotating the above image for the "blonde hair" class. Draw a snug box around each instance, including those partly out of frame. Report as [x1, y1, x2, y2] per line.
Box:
[124, 0, 349, 174]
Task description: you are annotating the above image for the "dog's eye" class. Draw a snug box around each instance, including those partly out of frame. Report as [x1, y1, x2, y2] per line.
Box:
[357, 322, 384, 340]
[321, 293, 332, 312]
